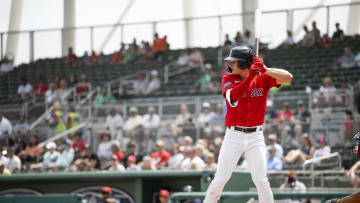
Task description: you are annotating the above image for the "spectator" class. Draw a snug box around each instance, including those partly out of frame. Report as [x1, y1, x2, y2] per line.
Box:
[93, 87, 116, 108]
[81, 144, 100, 170]
[347, 161, 360, 188]
[313, 137, 331, 158]
[319, 34, 331, 48]
[279, 30, 295, 48]
[139, 155, 156, 170]
[123, 107, 144, 150]
[315, 77, 337, 108]
[284, 135, 315, 163]
[67, 107, 80, 137]
[111, 142, 124, 162]
[311, 21, 321, 42]
[176, 51, 189, 67]
[197, 102, 216, 140]
[133, 72, 148, 95]
[102, 155, 125, 171]
[211, 102, 226, 137]
[90, 50, 99, 64]
[15, 137, 27, 155]
[293, 100, 311, 137]
[76, 75, 92, 95]
[56, 79, 68, 101]
[143, 106, 161, 153]
[344, 110, 355, 142]
[111, 50, 122, 64]
[0, 160, 11, 175]
[45, 83, 57, 104]
[332, 22, 344, 41]
[267, 146, 282, 171]
[22, 135, 42, 162]
[80, 51, 91, 66]
[153, 33, 166, 60]
[300, 25, 315, 47]
[145, 70, 161, 94]
[126, 155, 141, 171]
[204, 152, 217, 170]
[184, 136, 193, 146]
[55, 140, 75, 169]
[0, 56, 14, 74]
[97, 186, 120, 203]
[31, 142, 60, 170]
[98, 52, 110, 65]
[5, 147, 21, 173]
[198, 64, 217, 92]
[232, 31, 243, 47]
[105, 108, 124, 140]
[13, 115, 29, 136]
[276, 102, 295, 145]
[280, 170, 306, 192]
[17, 76, 33, 101]
[97, 133, 113, 160]
[355, 52, 360, 66]
[264, 100, 277, 135]
[243, 30, 254, 48]
[167, 143, 184, 169]
[334, 47, 356, 68]
[52, 102, 67, 135]
[123, 44, 137, 63]
[0, 113, 13, 137]
[266, 134, 284, 159]
[33, 78, 47, 98]
[150, 140, 171, 169]
[158, 189, 170, 203]
[224, 34, 232, 47]
[55, 74, 62, 89]
[171, 104, 193, 142]
[67, 47, 78, 67]
[186, 146, 205, 170]
[124, 143, 143, 167]
[188, 49, 203, 69]
[72, 133, 87, 153]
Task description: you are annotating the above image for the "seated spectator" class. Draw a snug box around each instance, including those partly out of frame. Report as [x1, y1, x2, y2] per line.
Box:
[0, 113, 13, 137]
[126, 155, 141, 171]
[293, 100, 311, 138]
[204, 152, 217, 170]
[124, 143, 143, 167]
[311, 21, 321, 42]
[54, 74, 62, 89]
[332, 22, 344, 41]
[54, 140, 75, 169]
[334, 47, 356, 68]
[313, 137, 331, 158]
[284, 135, 315, 163]
[68, 74, 77, 88]
[133, 72, 148, 95]
[167, 143, 184, 169]
[0, 160, 11, 175]
[150, 140, 171, 169]
[186, 146, 205, 170]
[223, 34, 232, 47]
[76, 75, 91, 95]
[102, 155, 125, 171]
[197, 102, 215, 140]
[243, 30, 254, 48]
[276, 102, 295, 145]
[300, 25, 315, 47]
[145, 70, 161, 94]
[67, 47, 78, 67]
[314, 77, 337, 108]
[123, 45, 138, 63]
[264, 100, 277, 135]
[267, 146, 282, 171]
[0, 56, 14, 74]
[346, 161, 360, 188]
[110, 51, 122, 64]
[90, 50, 99, 64]
[17, 76, 33, 101]
[176, 51, 189, 67]
[45, 83, 57, 104]
[56, 79, 68, 101]
[83, 145, 101, 170]
[139, 155, 156, 170]
[93, 87, 116, 108]
[111, 142, 124, 162]
[184, 136, 193, 146]
[319, 34, 331, 48]
[105, 108, 124, 140]
[15, 137, 27, 155]
[138, 41, 153, 63]
[33, 78, 47, 99]
[266, 134, 284, 159]
[171, 104, 193, 142]
[211, 102, 226, 138]
[5, 147, 21, 173]
[98, 52, 110, 65]
[22, 135, 42, 162]
[123, 107, 144, 150]
[280, 170, 306, 192]
[279, 30, 295, 48]
[80, 51, 91, 66]
[197, 64, 218, 93]
[143, 106, 161, 153]
[188, 49, 203, 69]
[72, 133, 87, 153]
[13, 115, 29, 136]
[30, 142, 60, 170]
[97, 133, 113, 160]
[232, 31, 243, 47]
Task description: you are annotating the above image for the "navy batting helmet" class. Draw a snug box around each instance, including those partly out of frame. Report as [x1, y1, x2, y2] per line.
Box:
[224, 46, 255, 72]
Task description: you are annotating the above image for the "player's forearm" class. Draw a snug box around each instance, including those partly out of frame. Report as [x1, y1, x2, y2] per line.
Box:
[230, 75, 254, 101]
[265, 68, 293, 83]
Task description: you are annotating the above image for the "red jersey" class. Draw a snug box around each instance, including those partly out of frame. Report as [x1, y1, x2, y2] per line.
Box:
[72, 140, 87, 152]
[221, 73, 280, 127]
[150, 150, 171, 167]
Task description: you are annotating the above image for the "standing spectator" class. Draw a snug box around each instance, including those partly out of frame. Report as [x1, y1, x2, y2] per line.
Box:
[197, 102, 216, 140]
[126, 155, 141, 171]
[133, 72, 148, 95]
[90, 50, 99, 64]
[313, 137, 331, 158]
[334, 47, 356, 68]
[284, 135, 315, 163]
[280, 170, 306, 192]
[123, 44, 137, 63]
[167, 143, 184, 169]
[98, 52, 110, 65]
[143, 106, 161, 153]
[93, 87, 116, 108]
[267, 146, 282, 171]
[266, 134, 284, 159]
[319, 34, 331, 48]
[80, 51, 91, 66]
[0, 160, 11, 175]
[123, 107, 144, 150]
[97, 133, 113, 160]
[279, 30, 295, 48]
[300, 25, 315, 47]
[5, 147, 21, 173]
[67, 47, 78, 67]
[33, 78, 47, 99]
[150, 140, 171, 169]
[105, 108, 124, 140]
[224, 34, 232, 47]
[0, 113, 13, 137]
[52, 102, 67, 135]
[67, 106, 80, 136]
[145, 70, 161, 94]
[111, 50, 122, 64]
[176, 51, 189, 67]
[188, 49, 203, 69]
[153, 33, 166, 60]
[211, 102, 226, 138]
[311, 21, 321, 42]
[13, 115, 29, 136]
[171, 104, 193, 142]
[347, 161, 360, 188]
[45, 83, 57, 104]
[17, 76, 33, 101]
[332, 22, 344, 41]
[72, 133, 87, 153]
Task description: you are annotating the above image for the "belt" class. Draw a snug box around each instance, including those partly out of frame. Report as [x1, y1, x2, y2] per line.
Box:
[227, 126, 262, 133]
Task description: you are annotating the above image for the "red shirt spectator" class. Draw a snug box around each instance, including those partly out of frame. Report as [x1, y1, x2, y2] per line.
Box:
[72, 134, 87, 152]
[34, 80, 47, 96]
[114, 150, 124, 161]
[90, 51, 99, 64]
[151, 140, 171, 169]
[276, 103, 294, 124]
[319, 34, 331, 48]
[67, 47, 78, 67]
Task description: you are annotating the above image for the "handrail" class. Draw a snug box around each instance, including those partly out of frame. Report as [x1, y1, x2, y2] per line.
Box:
[303, 152, 342, 170]
[37, 122, 87, 148]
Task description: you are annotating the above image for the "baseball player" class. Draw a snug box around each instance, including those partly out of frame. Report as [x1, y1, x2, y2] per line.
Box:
[203, 46, 293, 203]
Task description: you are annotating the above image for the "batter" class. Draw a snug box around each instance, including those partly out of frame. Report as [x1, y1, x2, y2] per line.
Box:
[204, 46, 293, 203]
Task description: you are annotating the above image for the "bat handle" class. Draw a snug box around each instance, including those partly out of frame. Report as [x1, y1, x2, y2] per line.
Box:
[254, 37, 260, 75]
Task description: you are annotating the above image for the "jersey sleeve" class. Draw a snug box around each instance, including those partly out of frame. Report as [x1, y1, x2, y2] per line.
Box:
[264, 74, 281, 89]
[221, 75, 236, 97]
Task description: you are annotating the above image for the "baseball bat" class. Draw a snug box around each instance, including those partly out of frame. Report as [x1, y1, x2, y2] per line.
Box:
[254, 8, 262, 57]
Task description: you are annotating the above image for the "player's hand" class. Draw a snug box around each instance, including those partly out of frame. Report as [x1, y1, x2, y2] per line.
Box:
[253, 57, 267, 73]
[249, 65, 261, 78]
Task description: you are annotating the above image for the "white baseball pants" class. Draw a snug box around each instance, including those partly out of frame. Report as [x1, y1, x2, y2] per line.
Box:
[204, 127, 274, 203]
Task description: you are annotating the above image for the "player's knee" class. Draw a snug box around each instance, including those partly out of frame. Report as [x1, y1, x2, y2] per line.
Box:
[251, 176, 270, 186]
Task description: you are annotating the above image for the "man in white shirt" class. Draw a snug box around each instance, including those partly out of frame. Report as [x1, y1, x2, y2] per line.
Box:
[133, 72, 147, 95]
[123, 107, 144, 151]
[5, 147, 21, 173]
[17, 77, 33, 100]
[176, 52, 189, 67]
[143, 106, 161, 153]
[266, 134, 284, 159]
[105, 108, 124, 141]
[187, 146, 205, 170]
[314, 137, 331, 158]
[145, 70, 161, 95]
[0, 113, 12, 136]
[197, 102, 215, 139]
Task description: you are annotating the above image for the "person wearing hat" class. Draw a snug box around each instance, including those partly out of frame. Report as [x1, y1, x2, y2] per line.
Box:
[159, 189, 170, 203]
[105, 108, 124, 141]
[150, 140, 171, 169]
[0, 160, 11, 175]
[97, 186, 119, 203]
[145, 70, 161, 95]
[266, 134, 283, 159]
[313, 137, 331, 159]
[54, 139, 75, 169]
[123, 107, 144, 151]
[30, 141, 61, 171]
[266, 146, 282, 171]
[197, 102, 215, 140]
[5, 147, 21, 174]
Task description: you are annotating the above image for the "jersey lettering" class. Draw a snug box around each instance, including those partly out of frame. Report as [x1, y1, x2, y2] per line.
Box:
[251, 88, 263, 97]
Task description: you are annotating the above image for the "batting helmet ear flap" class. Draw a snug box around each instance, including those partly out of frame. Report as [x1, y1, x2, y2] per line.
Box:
[226, 65, 233, 73]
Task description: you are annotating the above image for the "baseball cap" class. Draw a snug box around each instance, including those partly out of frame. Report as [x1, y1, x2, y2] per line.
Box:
[268, 134, 277, 140]
[127, 155, 136, 163]
[202, 102, 211, 108]
[317, 137, 326, 144]
[46, 142, 57, 150]
[156, 140, 164, 147]
[297, 100, 304, 106]
[102, 186, 112, 194]
[151, 70, 158, 76]
[129, 106, 138, 113]
[159, 189, 170, 197]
